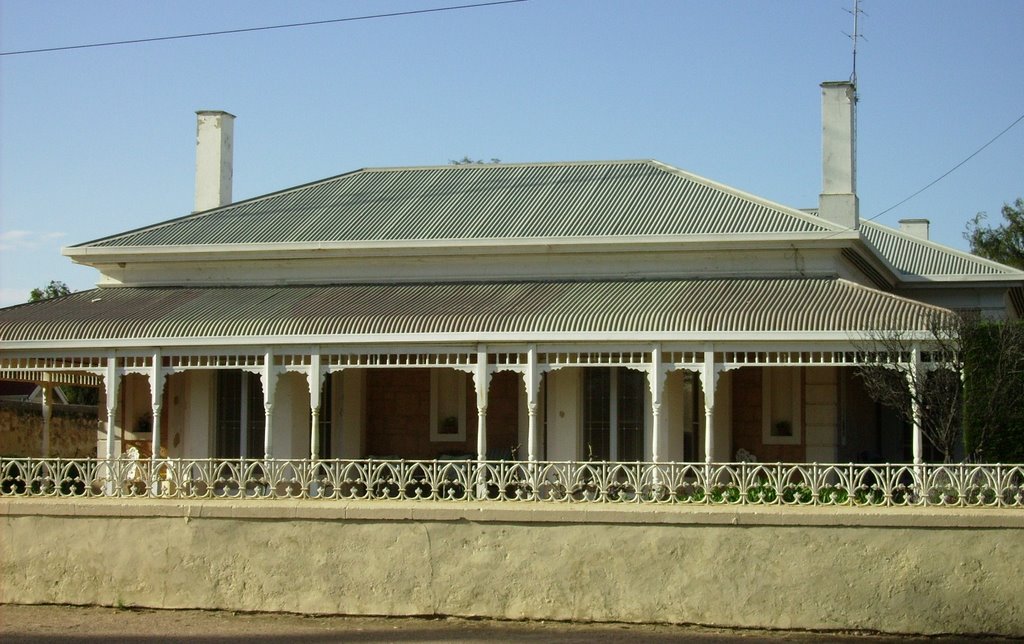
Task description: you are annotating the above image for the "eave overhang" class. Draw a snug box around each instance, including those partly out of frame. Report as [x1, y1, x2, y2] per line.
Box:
[63, 231, 863, 265]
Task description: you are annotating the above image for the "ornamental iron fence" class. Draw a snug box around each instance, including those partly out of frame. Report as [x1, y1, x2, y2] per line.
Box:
[1, 457, 1022, 507]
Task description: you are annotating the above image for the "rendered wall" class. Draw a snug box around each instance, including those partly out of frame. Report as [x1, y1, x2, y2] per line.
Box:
[804, 367, 838, 462]
[1, 501, 1020, 637]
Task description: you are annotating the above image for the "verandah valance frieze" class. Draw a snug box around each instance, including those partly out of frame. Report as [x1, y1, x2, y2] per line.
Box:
[0, 342, 935, 385]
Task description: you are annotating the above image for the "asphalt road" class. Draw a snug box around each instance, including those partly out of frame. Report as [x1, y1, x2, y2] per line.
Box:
[0, 605, 1011, 643]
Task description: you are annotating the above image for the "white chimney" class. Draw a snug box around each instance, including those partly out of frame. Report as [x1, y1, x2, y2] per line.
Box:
[818, 81, 859, 229]
[899, 218, 930, 240]
[194, 110, 235, 212]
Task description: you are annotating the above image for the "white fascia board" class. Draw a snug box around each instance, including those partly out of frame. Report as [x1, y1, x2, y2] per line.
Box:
[62, 231, 862, 264]
[0, 329, 939, 352]
[892, 274, 1024, 286]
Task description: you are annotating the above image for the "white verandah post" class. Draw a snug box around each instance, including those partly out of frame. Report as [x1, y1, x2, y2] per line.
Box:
[308, 354, 323, 461]
[648, 345, 665, 464]
[699, 349, 718, 485]
[39, 380, 52, 457]
[474, 347, 490, 499]
[103, 355, 120, 495]
[474, 347, 489, 462]
[908, 345, 925, 492]
[149, 350, 165, 495]
[104, 357, 119, 462]
[908, 346, 924, 466]
[262, 350, 277, 461]
[525, 345, 541, 464]
[647, 345, 667, 489]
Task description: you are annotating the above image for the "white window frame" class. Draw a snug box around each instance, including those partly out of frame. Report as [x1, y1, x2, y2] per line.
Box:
[761, 368, 802, 445]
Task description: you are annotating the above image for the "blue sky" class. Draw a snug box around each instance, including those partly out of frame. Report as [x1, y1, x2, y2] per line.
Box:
[1, 0, 1021, 307]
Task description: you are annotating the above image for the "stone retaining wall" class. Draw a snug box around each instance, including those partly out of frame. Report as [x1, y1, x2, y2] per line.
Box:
[0, 402, 97, 458]
[0, 501, 1020, 636]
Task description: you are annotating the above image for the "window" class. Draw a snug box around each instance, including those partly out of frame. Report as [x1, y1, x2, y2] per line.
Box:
[430, 369, 467, 442]
[215, 371, 265, 459]
[315, 374, 332, 459]
[681, 371, 700, 462]
[762, 368, 802, 445]
[582, 367, 645, 461]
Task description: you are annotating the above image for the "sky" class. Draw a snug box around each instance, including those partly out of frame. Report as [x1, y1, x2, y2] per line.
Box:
[0, 0, 1021, 308]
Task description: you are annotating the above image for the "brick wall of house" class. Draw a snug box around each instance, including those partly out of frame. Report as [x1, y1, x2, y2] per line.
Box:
[730, 367, 805, 462]
[364, 368, 520, 460]
[484, 371, 520, 459]
[365, 369, 434, 458]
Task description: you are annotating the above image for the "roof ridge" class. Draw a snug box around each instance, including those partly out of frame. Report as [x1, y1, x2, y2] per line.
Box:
[358, 159, 656, 173]
[68, 167, 370, 249]
[649, 161, 843, 234]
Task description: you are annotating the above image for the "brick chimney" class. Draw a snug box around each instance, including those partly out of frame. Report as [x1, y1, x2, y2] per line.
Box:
[818, 81, 859, 229]
[194, 110, 235, 212]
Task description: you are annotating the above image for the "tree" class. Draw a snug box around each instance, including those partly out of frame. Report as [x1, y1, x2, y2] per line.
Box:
[856, 312, 1024, 463]
[29, 280, 71, 302]
[964, 198, 1024, 269]
[962, 319, 1024, 462]
[448, 156, 501, 165]
[855, 313, 964, 463]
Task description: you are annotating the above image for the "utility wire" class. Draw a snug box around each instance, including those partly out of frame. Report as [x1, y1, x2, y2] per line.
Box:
[0, 0, 527, 57]
[868, 110, 1024, 222]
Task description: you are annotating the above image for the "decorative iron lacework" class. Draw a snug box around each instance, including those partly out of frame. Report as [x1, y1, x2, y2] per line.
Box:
[0, 370, 102, 387]
[2, 458, 1021, 508]
[0, 347, 948, 387]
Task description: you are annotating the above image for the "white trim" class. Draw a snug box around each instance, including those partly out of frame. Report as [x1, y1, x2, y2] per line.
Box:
[0, 330, 942, 351]
[64, 231, 862, 259]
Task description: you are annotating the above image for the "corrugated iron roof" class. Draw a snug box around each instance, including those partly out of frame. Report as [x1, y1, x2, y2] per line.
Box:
[75, 161, 838, 248]
[0, 278, 946, 344]
[860, 221, 1022, 279]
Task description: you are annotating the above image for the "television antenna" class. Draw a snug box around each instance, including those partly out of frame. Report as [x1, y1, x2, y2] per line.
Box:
[844, 0, 866, 86]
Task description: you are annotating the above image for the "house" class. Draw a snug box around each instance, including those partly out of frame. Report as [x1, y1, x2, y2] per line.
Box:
[1, 82, 1021, 473]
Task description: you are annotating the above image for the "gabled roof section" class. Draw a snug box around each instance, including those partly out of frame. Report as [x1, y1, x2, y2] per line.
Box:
[74, 160, 840, 249]
[860, 221, 1024, 282]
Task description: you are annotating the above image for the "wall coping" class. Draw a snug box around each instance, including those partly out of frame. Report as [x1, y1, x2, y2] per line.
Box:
[2, 498, 1021, 528]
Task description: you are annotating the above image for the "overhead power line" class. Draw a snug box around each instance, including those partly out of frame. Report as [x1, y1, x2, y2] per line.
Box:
[869, 109, 1024, 221]
[0, 0, 528, 57]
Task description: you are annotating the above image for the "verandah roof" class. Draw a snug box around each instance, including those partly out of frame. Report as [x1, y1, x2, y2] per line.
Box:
[0, 278, 947, 346]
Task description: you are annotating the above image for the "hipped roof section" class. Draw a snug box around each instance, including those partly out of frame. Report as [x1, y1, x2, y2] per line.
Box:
[0, 278, 949, 346]
[860, 221, 1023, 281]
[65, 159, 1022, 285]
[71, 160, 840, 249]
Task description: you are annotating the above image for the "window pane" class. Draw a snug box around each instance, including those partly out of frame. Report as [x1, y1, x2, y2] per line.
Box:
[246, 376, 266, 458]
[617, 368, 645, 462]
[215, 371, 241, 459]
[317, 375, 332, 459]
[583, 369, 610, 460]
